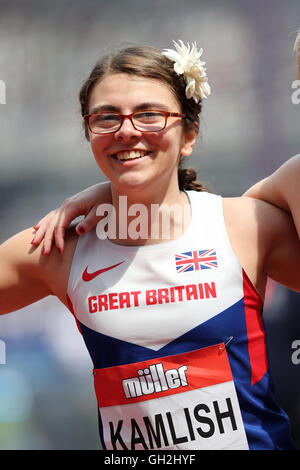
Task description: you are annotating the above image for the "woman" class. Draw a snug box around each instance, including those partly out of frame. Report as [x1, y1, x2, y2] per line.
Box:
[1, 41, 300, 450]
[33, 31, 300, 253]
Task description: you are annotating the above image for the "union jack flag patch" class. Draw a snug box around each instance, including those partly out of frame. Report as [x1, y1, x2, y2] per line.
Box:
[175, 249, 218, 273]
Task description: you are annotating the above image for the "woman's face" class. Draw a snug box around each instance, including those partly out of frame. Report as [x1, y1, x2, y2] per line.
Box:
[87, 73, 197, 199]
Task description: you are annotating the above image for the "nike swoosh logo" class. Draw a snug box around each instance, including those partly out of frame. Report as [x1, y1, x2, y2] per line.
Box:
[82, 261, 125, 282]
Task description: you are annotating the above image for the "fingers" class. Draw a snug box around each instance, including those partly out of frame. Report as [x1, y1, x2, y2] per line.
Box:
[33, 212, 70, 256]
[30, 183, 111, 254]
[31, 210, 59, 255]
[31, 202, 101, 256]
[31, 212, 56, 248]
[32, 214, 50, 241]
[31, 198, 83, 254]
[54, 224, 66, 255]
[52, 199, 91, 252]
[76, 205, 100, 236]
[42, 222, 56, 255]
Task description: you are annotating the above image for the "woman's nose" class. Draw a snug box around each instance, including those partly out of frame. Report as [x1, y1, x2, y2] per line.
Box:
[114, 116, 142, 141]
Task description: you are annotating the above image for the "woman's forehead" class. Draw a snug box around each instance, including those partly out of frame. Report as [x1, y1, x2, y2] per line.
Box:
[88, 73, 180, 112]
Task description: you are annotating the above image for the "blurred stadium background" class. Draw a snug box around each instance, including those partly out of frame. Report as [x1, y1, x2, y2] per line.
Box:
[0, 0, 300, 450]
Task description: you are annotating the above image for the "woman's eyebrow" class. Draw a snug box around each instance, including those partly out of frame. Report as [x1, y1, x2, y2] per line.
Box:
[89, 104, 119, 114]
[133, 102, 170, 112]
[88, 102, 171, 114]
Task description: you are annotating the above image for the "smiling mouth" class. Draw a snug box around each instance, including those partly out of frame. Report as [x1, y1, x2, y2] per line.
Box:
[112, 150, 150, 161]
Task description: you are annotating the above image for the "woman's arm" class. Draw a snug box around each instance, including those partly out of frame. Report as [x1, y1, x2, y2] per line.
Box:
[244, 155, 300, 238]
[32, 155, 300, 254]
[224, 196, 300, 297]
[33, 181, 112, 254]
[0, 226, 77, 314]
[0, 228, 52, 314]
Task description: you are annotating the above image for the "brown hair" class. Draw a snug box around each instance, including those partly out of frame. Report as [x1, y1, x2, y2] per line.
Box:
[79, 45, 207, 192]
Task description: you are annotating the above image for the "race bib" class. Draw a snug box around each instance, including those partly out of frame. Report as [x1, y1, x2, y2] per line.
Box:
[93, 344, 249, 450]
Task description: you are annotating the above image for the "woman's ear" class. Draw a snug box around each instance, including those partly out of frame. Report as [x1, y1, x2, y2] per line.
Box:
[180, 126, 198, 157]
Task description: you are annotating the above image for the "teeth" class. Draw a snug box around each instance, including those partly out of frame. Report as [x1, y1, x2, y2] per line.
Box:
[116, 150, 147, 160]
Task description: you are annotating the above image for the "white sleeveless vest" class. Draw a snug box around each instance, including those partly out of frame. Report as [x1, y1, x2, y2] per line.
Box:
[67, 191, 294, 450]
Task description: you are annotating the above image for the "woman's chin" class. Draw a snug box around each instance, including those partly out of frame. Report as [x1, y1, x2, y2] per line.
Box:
[111, 175, 150, 194]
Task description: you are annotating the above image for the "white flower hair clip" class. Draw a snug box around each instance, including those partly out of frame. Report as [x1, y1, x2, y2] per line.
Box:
[162, 40, 211, 103]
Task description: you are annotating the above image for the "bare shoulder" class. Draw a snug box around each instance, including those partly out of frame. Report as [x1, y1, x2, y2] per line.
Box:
[0, 225, 79, 307]
[223, 195, 297, 240]
[222, 196, 266, 298]
[35, 225, 79, 306]
[222, 196, 300, 295]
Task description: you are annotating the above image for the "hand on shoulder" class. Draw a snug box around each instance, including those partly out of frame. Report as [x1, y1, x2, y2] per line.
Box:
[0, 225, 79, 313]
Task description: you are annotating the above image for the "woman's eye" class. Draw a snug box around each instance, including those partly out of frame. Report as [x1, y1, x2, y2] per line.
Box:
[98, 114, 119, 122]
[93, 114, 120, 127]
[135, 112, 163, 122]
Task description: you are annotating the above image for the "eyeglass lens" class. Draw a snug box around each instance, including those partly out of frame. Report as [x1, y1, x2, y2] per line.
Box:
[89, 111, 166, 133]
